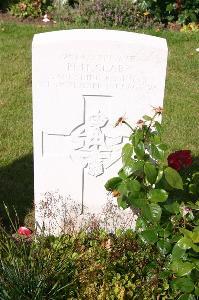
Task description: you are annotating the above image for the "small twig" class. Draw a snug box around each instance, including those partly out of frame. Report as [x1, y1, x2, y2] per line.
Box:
[122, 120, 134, 132]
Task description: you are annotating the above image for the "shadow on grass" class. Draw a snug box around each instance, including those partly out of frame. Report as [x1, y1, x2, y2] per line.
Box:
[0, 154, 34, 231]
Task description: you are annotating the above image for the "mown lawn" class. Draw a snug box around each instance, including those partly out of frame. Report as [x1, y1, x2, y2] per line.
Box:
[0, 21, 198, 227]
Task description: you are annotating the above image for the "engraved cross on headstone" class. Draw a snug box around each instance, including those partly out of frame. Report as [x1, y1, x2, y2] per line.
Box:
[42, 95, 125, 213]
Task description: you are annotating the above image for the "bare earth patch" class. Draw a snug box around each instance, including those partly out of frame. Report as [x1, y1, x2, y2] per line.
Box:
[0, 12, 54, 26]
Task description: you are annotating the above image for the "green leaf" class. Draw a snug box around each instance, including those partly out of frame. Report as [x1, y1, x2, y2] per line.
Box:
[170, 233, 182, 243]
[128, 194, 147, 209]
[117, 182, 128, 196]
[172, 277, 195, 293]
[122, 143, 133, 164]
[186, 202, 199, 210]
[134, 141, 145, 159]
[156, 144, 167, 160]
[150, 143, 164, 160]
[139, 229, 158, 244]
[195, 286, 199, 296]
[126, 179, 141, 193]
[172, 244, 186, 260]
[159, 270, 171, 280]
[192, 172, 199, 184]
[192, 243, 199, 253]
[170, 260, 194, 277]
[158, 143, 168, 151]
[105, 177, 122, 191]
[180, 228, 193, 240]
[190, 258, 199, 270]
[142, 203, 162, 223]
[189, 183, 198, 194]
[123, 160, 135, 176]
[117, 195, 128, 209]
[150, 144, 161, 160]
[152, 134, 161, 144]
[164, 167, 183, 190]
[177, 295, 196, 300]
[148, 189, 168, 203]
[154, 121, 162, 134]
[166, 3, 174, 12]
[164, 201, 180, 214]
[136, 217, 149, 231]
[149, 203, 162, 222]
[157, 239, 172, 255]
[130, 129, 143, 146]
[142, 204, 152, 221]
[156, 169, 163, 183]
[118, 168, 128, 180]
[192, 228, 199, 243]
[177, 237, 199, 252]
[158, 224, 172, 238]
[144, 161, 157, 184]
[177, 237, 193, 250]
[143, 115, 152, 121]
[123, 160, 144, 177]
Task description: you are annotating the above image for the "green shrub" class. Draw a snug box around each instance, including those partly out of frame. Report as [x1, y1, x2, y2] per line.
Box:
[61, 0, 156, 29]
[137, 0, 199, 25]
[9, 0, 54, 18]
[0, 228, 179, 299]
[105, 110, 199, 299]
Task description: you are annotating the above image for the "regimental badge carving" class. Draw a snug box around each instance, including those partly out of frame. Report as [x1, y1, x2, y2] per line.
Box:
[43, 95, 125, 177]
[70, 110, 123, 177]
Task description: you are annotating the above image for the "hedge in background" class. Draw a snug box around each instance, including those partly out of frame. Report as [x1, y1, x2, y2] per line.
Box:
[9, 0, 53, 18]
[136, 0, 199, 25]
[7, 0, 199, 26]
[68, 0, 155, 29]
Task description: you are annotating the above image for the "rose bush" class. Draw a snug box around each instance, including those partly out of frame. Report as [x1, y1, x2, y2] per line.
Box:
[105, 108, 199, 298]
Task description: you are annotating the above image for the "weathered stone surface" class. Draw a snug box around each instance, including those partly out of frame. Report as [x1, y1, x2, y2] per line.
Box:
[32, 29, 168, 234]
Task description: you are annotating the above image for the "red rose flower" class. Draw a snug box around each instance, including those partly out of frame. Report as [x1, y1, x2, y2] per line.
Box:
[167, 156, 181, 171]
[167, 150, 192, 171]
[177, 150, 192, 167]
[17, 226, 32, 236]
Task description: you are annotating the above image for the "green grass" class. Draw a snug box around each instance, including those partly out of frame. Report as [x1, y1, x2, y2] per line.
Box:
[0, 229, 178, 299]
[0, 21, 198, 228]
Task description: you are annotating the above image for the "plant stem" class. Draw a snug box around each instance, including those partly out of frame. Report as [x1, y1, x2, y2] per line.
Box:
[122, 120, 134, 132]
[144, 113, 157, 141]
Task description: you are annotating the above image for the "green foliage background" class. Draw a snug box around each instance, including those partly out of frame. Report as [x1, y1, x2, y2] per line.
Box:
[3, 0, 199, 25]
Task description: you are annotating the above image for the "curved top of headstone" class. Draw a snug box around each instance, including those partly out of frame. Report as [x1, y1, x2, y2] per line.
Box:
[33, 29, 167, 49]
[32, 28, 168, 235]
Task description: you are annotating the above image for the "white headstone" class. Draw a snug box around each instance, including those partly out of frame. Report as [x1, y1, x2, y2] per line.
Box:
[32, 29, 168, 235]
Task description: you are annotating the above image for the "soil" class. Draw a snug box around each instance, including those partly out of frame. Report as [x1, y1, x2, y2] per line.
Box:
[0, 11, 55, 26]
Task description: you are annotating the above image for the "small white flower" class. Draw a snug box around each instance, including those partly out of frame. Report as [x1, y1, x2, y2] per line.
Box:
[42, 14, 50, 23]
[196, 48, 199, 52]
[181, 206, 192, 217]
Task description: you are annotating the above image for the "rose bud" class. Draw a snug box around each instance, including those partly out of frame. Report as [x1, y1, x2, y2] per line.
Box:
[17, 226, 32, 236]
